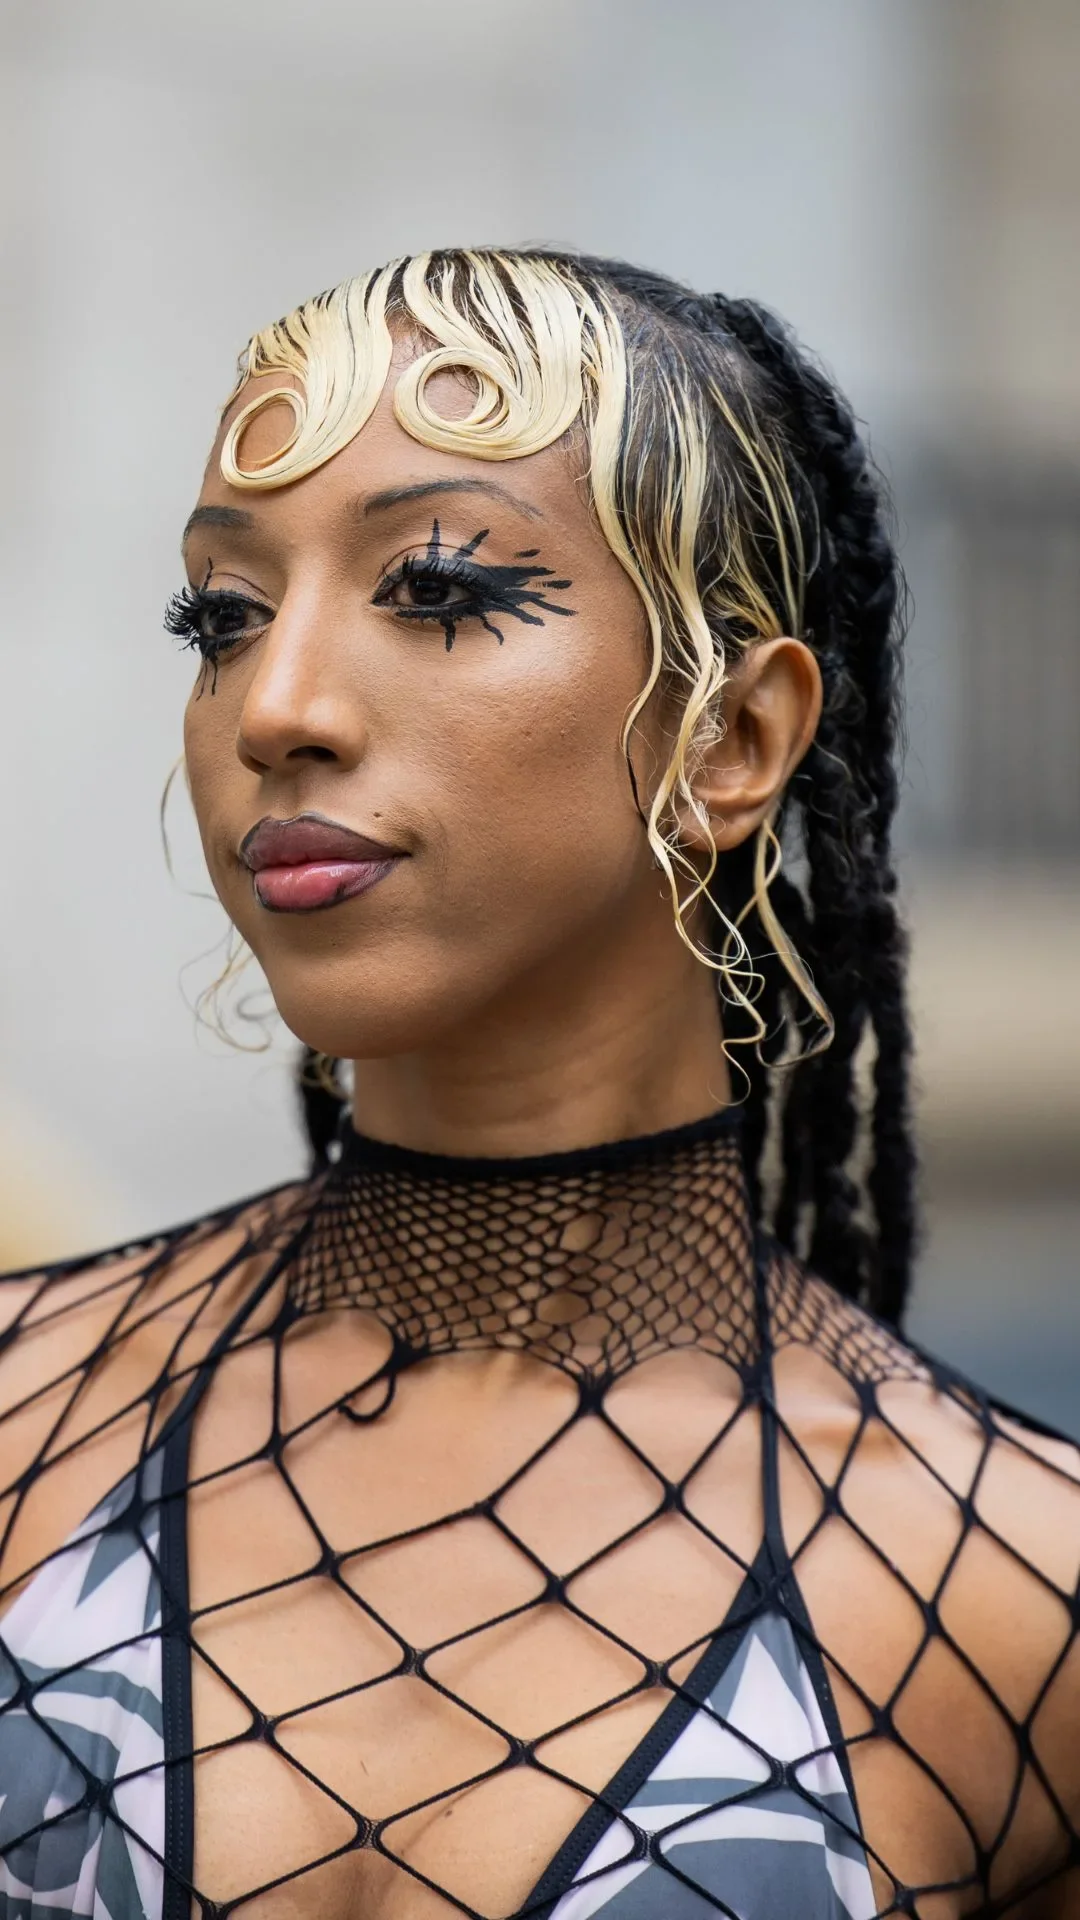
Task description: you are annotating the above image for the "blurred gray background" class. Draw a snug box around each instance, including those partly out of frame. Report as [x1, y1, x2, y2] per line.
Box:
[1, 1, 1077, 1425]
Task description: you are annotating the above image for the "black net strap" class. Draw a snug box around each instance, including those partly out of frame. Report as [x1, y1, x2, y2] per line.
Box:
[0, 1114, 1077, 1918]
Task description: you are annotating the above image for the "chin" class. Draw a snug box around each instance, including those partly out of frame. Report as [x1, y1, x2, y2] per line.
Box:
[269, 982, 431, 1063]
[261, 949, 482, 1063]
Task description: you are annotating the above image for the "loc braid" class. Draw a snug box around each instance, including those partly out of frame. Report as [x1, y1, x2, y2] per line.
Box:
[298, 1046, 347, 1172]
[800, 733, 876, 1295]
[707, 294, 916, 1315]
[765, 868, 816, 1252]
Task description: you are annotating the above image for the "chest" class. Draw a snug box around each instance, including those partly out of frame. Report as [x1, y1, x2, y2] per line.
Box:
[0, 1332, 1023, 1920]
[185, 1341, 762, 1916]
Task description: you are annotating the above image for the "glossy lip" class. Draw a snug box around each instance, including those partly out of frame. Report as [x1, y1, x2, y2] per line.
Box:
[239, 812, 406, 915]
[240, 813, 404, 871]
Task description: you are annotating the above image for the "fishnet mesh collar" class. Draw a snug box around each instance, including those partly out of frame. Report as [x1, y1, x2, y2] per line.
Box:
[286, 1109, 759, 1375]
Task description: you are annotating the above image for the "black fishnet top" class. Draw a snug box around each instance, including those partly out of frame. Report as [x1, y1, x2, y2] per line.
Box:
[0, 1109, 1077, 1920]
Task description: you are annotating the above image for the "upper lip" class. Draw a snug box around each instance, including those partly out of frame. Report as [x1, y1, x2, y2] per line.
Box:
[240, 813, 405, 871]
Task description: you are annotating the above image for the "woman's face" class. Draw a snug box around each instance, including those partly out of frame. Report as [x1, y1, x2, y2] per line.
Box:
[181, 352, 676, 1062]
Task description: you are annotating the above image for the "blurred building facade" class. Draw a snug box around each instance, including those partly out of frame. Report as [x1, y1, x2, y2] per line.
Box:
[1, 1, 1077, 1418]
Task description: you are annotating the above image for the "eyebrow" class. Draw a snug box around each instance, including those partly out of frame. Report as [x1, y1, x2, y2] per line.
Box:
[183, 504, 255, 542]
[181, 477, 542, 551]
[361, 478, 542, 521]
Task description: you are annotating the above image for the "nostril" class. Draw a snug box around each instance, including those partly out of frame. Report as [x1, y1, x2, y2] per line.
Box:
[287, 744, 338, 763]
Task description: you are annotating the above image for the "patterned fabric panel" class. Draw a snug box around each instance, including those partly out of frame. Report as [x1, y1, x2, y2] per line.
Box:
[547, 1610, 874, 1920]
[0, 1455, 166, 1920]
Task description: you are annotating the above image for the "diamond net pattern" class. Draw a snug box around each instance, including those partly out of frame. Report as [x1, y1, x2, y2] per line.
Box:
[0, 1113, 1078, 1920]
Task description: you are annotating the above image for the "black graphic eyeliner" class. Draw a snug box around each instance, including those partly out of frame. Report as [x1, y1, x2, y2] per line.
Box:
[375, 518, 577, 651]
[163, 558, 271, 695]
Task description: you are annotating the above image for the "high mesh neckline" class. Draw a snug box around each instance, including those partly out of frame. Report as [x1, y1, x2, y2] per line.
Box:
[335, 1104, 743, 1182]
[286, 1106, 758, 1373]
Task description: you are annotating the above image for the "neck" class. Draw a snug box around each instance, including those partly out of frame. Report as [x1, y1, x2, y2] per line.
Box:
[347, 923, 733, 1159]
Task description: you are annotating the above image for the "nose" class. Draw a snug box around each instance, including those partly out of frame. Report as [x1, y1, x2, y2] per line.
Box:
[235, 588, 367, 777]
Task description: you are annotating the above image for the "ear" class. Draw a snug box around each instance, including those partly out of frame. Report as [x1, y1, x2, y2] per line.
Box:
[676, 638, 822, 855]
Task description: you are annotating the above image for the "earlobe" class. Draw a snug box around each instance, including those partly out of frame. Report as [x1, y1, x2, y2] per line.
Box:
[676, 637, 822, 855]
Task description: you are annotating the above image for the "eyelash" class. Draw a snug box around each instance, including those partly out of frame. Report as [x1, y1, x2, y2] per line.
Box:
[164, 584, 271, 662]
[372, 521, 575, 651]
[372, 552, 510, 648]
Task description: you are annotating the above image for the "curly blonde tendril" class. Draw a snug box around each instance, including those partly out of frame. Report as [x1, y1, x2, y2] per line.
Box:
[721, 808, 835, 1068]
[590, 348, 817, 1065]
[589, 373, 761, 1038]
[305, 1051, 347, 1101]
[158, 754, 186, 885]
[193, 926, 271, 1054]
[159, 754, 272, 1054]
[217, 250, 823, 1072]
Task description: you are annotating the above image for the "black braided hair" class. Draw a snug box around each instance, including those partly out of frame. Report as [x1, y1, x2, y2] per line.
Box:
[292, 254, 917, 1322]
[298, 1047, 344, 1171]
[706, 292, 915, 1321]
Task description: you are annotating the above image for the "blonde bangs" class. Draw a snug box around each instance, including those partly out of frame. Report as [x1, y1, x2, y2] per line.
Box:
[218, 250, 626, 485]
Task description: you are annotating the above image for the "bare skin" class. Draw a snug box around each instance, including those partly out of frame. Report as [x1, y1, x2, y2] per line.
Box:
[0, 351, 1077, 1920]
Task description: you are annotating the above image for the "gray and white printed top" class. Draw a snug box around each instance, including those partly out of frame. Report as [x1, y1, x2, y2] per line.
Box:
[0, 1452, 167, 1919]
[0, 1447, 874, 1920]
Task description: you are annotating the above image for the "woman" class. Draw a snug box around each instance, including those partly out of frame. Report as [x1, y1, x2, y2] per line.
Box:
[0, 250, 1076, 1920]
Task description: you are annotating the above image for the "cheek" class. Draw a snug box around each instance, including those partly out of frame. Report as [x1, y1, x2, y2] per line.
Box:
[182, 684, 241, 870]
[422, 619, 647, 900]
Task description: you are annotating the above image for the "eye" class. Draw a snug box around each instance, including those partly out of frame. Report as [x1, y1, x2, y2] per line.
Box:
[164, 585, 273, 659]
[200, 593, 266, 642]
[384, 570, 471, 612]
[371, 518, 577, 653]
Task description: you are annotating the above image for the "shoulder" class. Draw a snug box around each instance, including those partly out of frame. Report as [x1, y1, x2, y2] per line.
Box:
[767, 1248, 1080, 1622]
[0, 1176, 316, 1399]
[0, 1178, 320, 1595]
[767, 1249, 1080, 1900]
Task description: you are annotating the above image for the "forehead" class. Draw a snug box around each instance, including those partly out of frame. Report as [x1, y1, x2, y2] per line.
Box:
[194, 342, 590, 541]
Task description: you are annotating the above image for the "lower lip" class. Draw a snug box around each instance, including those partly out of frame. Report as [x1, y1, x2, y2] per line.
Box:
[252, 858, 398, 913]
